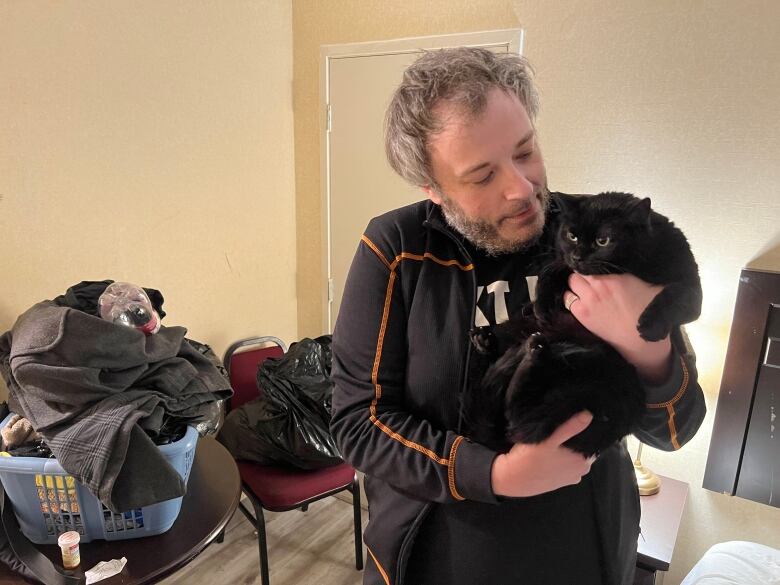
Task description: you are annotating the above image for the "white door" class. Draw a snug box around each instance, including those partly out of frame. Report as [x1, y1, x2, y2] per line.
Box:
[323, 30, 524, 332]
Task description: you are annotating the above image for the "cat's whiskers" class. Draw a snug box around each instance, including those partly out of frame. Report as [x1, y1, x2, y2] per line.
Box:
[571, 259, 624, 275]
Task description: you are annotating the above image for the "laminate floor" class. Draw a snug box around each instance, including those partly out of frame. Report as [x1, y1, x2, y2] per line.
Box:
[160, 496, 367, 585]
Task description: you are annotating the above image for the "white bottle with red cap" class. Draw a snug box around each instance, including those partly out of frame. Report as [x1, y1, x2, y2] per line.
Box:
[58, 531, 80, 569]
[98, 282, 161, 335]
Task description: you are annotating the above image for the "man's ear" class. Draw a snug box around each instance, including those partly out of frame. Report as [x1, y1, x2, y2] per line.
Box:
[423, 185, 443, 205]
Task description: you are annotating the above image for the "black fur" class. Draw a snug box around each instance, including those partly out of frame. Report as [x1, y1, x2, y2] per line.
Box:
[464, 192, 701, 457]
[534, 192, 702, 341]
[465, 313, 646, 456]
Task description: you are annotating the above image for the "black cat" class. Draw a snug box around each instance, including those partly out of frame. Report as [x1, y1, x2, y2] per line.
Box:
[466, 316, 646, 456]
[534, 192, 702, 341]
[464, 192, 701, 457]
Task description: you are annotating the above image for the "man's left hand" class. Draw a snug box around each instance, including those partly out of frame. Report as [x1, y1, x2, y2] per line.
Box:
[564, 272, 672, 384]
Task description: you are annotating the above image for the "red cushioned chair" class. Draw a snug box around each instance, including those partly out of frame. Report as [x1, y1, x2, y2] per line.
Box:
[222, 336, 363, 585]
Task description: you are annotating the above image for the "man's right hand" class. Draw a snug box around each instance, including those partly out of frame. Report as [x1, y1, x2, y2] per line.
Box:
[490, 411, 594, 498]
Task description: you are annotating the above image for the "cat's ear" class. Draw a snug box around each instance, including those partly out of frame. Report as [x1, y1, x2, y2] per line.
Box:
[631, 197, 653, 226]
[555, 193, 584, 216]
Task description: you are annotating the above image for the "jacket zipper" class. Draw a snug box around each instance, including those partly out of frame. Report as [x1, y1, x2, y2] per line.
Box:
[423, 217, 478, 434]
[395, 216, 479, 585]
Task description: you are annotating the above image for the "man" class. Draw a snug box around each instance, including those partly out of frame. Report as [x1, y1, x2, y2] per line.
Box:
[330, 47, 705, 585]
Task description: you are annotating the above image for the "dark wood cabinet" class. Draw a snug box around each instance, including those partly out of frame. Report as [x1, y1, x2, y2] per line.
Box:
[703, 268, 780, 507]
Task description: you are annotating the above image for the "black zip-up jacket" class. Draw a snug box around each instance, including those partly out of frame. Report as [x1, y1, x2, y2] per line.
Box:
[331, 195, 706, 585]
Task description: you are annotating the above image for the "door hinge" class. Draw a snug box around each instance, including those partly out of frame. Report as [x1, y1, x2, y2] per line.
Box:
[328, 278, 334, 303]
[326, 103, 332, 133]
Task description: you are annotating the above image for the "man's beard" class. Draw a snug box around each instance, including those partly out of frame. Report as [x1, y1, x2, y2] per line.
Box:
[438, 188, 550, 256]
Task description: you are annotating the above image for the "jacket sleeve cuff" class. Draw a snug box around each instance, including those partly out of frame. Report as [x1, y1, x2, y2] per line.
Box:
[449, 436, 500, 504]
[643, 351, 688, 406]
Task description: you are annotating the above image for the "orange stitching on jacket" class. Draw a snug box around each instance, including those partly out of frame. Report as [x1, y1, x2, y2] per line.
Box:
[362, 235, 392, 270]
[369, 412, 450, 464]
[367, 547, 391, 585]
[369, 267, 449, 465]
[448, 436, 466, 501]
[645, 356, 688, 448]
[667, 404, 681, 450]
[646, 356, 689, 408]
[371, 271, 397, 397]
[392, 251, 474, 271]
[366, 249, 473, 467]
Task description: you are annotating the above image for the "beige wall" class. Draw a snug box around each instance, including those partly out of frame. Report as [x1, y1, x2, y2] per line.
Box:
[517, 3, 780, 582]
[0, 0, 297, 391]
[2, 1, 778, 580]
[293, 0, 520, 338]
[293, 0, 780, 582]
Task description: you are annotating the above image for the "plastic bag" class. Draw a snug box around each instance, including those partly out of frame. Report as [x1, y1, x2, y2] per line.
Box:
[218, 336, 342, 470]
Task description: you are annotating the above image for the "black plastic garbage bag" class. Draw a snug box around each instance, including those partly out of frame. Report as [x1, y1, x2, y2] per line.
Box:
[218, 336, 342, 470]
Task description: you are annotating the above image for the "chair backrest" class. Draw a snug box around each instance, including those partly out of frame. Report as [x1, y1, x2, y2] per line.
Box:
[223, 336, 287, 411]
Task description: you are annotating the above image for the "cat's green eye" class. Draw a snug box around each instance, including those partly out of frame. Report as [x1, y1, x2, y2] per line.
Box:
[596, 237, 611, 247]
[566, 231, 578, 242]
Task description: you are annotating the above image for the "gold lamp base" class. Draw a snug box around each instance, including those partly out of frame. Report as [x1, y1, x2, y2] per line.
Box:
[634, 460, 662, 495]
[633, 442, 661, 496]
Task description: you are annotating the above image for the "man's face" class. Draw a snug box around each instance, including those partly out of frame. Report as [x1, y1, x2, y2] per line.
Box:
[424, 88, 549, 255]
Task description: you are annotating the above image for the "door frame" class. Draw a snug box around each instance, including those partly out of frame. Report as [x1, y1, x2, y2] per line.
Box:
[320, 29, 524, 332]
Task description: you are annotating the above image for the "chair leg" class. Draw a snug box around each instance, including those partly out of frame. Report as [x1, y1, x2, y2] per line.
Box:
[301, 503, 309, 512]
[249, 497, 271, 585]
[238, 499, 256, 525]
[215, 529, 225, 544]
[351, 476, 364, 571]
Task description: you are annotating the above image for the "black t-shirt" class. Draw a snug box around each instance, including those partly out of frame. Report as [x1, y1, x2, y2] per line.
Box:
[404, 480, 604, 585]
[462, 239, 537, 328]
[405, 237, 604, 585]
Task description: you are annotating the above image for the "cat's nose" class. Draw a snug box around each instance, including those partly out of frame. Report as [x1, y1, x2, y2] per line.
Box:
[570, 251, 581, 261]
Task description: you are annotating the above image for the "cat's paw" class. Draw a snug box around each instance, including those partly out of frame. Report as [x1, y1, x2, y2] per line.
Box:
[469, 326, 496, 355]
[637, 312, 672, 342]
[532, 296, 559, 325]
[527, 331, 545, 352]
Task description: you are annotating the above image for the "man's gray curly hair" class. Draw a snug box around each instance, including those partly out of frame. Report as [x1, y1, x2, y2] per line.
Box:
[384, 47, 539, 190]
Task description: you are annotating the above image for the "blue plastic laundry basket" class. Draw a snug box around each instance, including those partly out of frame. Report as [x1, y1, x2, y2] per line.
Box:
[0, 413, 198, 544]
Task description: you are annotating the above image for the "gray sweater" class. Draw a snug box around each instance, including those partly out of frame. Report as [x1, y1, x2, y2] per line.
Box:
[0, 301, 231, 511]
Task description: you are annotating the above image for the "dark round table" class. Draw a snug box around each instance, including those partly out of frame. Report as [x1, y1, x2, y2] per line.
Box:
[0, 437, 241, 584]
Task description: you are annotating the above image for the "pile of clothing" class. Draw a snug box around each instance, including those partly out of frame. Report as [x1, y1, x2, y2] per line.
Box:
[0, 281, 232, 512]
